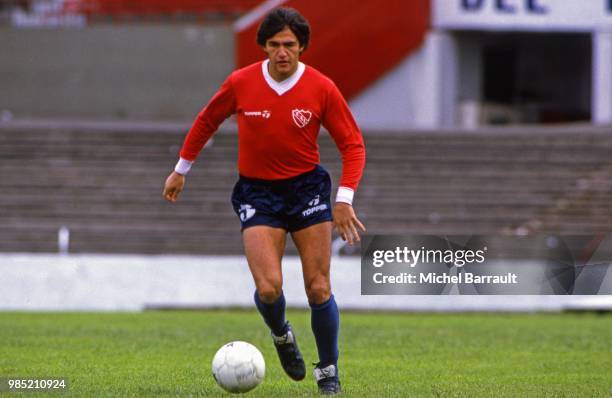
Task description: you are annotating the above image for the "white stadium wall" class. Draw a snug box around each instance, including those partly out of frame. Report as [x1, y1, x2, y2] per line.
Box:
[433, 0, 612, 32]
[352, 0, 612, 130]
[1, 254, 610, 312]
[350, 31, 458, 131]
[593, 31, 612, 124]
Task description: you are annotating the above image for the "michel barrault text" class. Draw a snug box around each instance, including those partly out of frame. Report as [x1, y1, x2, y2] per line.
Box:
[370, 246, 518, 285]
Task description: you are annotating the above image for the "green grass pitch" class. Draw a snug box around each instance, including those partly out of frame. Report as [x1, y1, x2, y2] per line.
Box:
[0, 310, 610, 397]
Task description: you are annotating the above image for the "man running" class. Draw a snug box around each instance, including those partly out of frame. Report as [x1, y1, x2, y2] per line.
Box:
[163, 7, 365, 395]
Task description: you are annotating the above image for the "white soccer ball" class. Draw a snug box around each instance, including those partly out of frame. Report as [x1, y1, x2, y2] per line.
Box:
[212, 341, 265, 393]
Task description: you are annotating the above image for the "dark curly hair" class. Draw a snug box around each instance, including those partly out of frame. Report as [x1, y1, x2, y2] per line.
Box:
[256, 7, 310, 50]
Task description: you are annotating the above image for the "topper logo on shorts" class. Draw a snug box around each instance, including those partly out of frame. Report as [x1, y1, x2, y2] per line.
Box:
[302, 195, 327, 217]
[292, 109, 312, 128]
[239, 204, 256, 221]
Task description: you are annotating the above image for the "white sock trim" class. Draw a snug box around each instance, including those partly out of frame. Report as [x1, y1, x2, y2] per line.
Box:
[314, 364, 337, 381]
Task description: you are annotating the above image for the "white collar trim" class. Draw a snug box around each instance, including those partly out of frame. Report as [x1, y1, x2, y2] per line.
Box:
[262, 60, 306, 96]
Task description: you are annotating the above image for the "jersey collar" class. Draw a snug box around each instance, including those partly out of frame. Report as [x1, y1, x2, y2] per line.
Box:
[262, 59, 306, 96]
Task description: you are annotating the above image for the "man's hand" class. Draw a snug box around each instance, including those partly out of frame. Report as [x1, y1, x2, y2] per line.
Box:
[332, 202, 366, 245]
[163, 171, 185, 202]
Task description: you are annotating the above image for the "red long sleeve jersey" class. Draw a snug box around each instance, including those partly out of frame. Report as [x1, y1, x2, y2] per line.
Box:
[179, 61, 366, 191]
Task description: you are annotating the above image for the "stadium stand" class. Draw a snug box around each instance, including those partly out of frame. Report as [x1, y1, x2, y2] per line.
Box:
[0, 0, 261, 25]
[62, 0, 262, 22]
[1, 126, 612, 255]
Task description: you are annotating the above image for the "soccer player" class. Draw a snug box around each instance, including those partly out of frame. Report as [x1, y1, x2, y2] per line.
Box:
[163, 7, 365, 395]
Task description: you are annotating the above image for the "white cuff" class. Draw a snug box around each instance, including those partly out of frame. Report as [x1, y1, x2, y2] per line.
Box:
[174, 157, 193, 175]
[335, 186, 354, 205]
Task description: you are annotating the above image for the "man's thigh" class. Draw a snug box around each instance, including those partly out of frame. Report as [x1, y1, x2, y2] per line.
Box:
[243, 225, 287, 298]
[291, 221, 333, 284]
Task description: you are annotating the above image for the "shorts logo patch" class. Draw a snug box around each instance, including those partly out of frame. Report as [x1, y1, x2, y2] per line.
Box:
[308, 195, 320, 206]
[302, 195, 327, 217]
[239, 204, 256, 222]
[292, 109, 312, 128]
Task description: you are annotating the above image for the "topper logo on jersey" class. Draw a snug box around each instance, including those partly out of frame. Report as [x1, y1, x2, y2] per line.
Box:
[239, 204, 256, 221]
[292, 109, 312, 128]
[302, 195, 327, 217]
[244, 110, 271, 119]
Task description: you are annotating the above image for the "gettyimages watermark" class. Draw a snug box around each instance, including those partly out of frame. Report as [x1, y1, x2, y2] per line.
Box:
[361, 235, 612, 295]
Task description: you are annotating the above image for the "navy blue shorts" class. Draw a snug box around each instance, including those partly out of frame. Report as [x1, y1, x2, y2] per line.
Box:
[231, 165, 333, 232]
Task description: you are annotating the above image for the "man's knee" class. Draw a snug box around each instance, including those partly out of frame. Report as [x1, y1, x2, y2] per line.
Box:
[305, 277, 331, 304]
[256, 282, 283, 304]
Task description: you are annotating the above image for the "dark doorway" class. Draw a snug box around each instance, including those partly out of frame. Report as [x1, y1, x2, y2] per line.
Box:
[462, 32, 592, 124]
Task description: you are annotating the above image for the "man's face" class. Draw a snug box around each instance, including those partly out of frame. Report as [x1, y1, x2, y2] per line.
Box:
[263, 26, 304, 82]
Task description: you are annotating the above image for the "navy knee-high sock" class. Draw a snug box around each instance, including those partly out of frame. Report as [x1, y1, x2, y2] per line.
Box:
[310, 294, 339, 368]
[254, 290, 289, 337]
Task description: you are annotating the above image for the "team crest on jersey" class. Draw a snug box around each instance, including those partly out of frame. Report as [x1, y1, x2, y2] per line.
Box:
[292, 109, 312, 128]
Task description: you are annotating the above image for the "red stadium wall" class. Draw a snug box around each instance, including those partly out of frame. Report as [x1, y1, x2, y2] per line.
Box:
[235, 0, 430, 100]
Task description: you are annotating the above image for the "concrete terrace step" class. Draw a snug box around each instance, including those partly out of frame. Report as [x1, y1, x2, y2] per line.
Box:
[2, 126, 612, 254]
